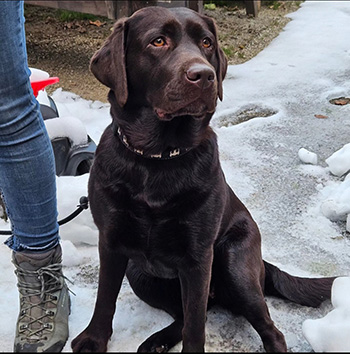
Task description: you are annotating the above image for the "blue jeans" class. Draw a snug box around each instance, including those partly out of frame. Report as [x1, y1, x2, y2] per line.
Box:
[0, 1, 59, 252]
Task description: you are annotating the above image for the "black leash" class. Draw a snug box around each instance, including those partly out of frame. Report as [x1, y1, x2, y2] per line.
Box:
[0, 196, 89, 236]
[58, 196, 89, 226]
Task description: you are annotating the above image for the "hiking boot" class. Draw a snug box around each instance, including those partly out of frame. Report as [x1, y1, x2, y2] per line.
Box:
[12, 244, 70, 352]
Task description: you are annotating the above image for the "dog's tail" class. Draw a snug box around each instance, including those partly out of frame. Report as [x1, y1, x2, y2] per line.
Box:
[263, 261, 336, 308]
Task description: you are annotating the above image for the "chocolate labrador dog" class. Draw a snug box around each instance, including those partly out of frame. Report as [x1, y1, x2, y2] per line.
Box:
[71, 6, 335, 353]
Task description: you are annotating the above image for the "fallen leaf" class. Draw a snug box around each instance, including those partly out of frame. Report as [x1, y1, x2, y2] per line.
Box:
[329, 97, 350, 105]
[314, 114, 328, 119]
[65, 22, 74, 29]
[89, 20, 106, 27]
[204, 3, 216, 10]
[333, 99, 349, 105]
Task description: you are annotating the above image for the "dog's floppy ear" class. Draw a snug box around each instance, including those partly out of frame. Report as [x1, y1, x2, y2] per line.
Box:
[216, 46, 228, 101]
[90, 18, 128, 107]
[202, 15, 228, 101]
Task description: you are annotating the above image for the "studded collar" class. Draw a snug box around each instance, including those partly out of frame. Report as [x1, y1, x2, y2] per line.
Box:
[116, 126, 192, 160]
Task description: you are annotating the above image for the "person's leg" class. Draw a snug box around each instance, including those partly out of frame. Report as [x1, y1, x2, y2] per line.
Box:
[0, 1, 59, 252]
[0, 2, 70, 352]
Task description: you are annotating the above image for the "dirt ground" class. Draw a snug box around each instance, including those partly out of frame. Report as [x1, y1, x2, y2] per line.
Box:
[24, 1, 301, 103]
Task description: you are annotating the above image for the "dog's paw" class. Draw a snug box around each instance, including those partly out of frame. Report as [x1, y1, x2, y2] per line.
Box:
[138, 341, 169, 353]
[71, 331, 108, 353]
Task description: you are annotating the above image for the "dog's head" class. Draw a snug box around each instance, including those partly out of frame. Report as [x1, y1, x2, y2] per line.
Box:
[91, 6, 227, 121]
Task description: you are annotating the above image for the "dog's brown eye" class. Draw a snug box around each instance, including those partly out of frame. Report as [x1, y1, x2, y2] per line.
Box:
[152, 37, 166, 47]
[202, 38, 212, 48]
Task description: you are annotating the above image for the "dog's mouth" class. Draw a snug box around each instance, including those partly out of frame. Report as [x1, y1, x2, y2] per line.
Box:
[155, 100, 215, 121]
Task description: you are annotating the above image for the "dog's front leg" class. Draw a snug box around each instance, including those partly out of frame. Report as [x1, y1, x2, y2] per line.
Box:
[71, 239, 128, 352]
[179, 249, 213, 352]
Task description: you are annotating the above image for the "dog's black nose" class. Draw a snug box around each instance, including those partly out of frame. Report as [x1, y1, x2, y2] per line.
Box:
[185, 64, 215, 90]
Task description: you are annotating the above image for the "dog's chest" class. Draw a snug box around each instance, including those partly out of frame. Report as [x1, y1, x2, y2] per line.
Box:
[92, 139, 219, 273]
[119, 204, 191, 253]
[117, 217, 188, 277]
[112, 192, 201, 275]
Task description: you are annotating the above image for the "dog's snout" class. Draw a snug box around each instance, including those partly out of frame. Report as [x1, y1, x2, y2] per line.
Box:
[185, 64, 215, 90]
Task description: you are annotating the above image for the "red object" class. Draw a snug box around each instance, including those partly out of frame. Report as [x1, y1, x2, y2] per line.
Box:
[30, 77, 59, 97]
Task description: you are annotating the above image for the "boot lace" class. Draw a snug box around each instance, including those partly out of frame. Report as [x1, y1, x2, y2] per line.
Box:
[14, 263, 72, 342]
